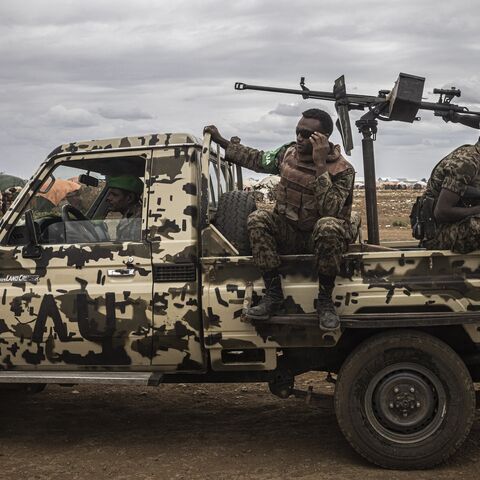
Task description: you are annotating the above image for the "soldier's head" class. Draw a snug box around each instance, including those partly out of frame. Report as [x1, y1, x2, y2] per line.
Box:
[296, 108, 333, 155]
[106, 175, 143, 215]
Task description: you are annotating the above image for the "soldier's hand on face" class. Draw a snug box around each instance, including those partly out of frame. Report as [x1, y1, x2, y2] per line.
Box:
[310, 132, 330, 172]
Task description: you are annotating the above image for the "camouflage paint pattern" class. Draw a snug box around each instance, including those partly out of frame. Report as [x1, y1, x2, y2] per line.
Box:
[0, 134, 205, 372]
[202, 247, 480, 371]
[1, 132, 480, 375]
[148, 144, 205, 371]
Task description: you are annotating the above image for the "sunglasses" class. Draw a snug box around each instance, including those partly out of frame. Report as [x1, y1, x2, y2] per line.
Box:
[296, 128, 316, 139]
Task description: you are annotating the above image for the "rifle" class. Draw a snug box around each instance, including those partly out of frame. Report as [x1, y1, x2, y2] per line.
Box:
[234, 73, 480, 245]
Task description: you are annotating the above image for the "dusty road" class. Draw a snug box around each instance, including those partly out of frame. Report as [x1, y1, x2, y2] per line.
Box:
[1, 373, 480, 480]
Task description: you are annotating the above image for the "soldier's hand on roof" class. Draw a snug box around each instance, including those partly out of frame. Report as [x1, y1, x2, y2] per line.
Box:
[203, 125, 222, 142]
[310, 132, 330, 173]
[203, 125, 230, 149]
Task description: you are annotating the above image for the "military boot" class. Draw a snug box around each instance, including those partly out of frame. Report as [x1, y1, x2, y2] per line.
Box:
[317, 278, 340, 331]
[245, 270, 284, 320]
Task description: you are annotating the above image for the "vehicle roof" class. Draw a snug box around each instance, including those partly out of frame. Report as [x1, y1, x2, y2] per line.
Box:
[47, 133, 201, 159]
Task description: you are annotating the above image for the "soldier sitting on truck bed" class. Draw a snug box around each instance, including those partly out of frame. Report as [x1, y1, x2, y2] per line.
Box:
[105, 175, 144, 242]
[204, 108, 355, 331]
[416, 134, 480, 252]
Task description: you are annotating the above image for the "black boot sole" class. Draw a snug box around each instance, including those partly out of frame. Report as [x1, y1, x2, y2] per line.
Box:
[244, 307, 286, 321]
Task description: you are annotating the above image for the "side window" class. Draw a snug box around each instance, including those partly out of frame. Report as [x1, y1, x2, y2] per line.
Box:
[34, 165, 104, 218]
[7, 156, 146, 246]
[208, 161, 219, 208]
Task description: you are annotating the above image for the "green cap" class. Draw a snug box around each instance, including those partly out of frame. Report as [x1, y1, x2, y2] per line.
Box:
[107, 175, 144, 195]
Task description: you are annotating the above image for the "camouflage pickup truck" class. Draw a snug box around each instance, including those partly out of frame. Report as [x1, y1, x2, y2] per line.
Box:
[1, 132, 479, 469]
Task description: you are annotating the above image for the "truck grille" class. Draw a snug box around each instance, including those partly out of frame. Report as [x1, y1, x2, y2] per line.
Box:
[153, 263, 196, 283]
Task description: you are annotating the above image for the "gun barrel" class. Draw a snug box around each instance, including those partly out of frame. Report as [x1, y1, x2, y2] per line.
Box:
[234, 82, 386, 108]
[235, 82, 335, 101]
[419, 101, 480, 117]
[235, 79, 480, 123]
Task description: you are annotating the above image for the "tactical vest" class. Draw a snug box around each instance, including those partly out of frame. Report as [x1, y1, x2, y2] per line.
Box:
[274, 145, 353, 231]
[274, 146, 317, 230]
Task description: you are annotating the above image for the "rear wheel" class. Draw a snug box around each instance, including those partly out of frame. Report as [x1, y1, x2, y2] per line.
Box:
[334, 330, 475, 469]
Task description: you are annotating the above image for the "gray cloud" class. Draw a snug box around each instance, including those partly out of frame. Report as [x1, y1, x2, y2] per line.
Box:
[97, 106, 154, 121]
[0, 0, 478, 180]
[42, 105, 99, 128]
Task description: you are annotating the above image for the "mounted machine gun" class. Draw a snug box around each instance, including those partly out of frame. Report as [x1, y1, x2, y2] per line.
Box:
[235, 74, 480, 244]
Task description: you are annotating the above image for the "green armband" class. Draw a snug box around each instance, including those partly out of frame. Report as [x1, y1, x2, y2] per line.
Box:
[260, 143, 293, 174]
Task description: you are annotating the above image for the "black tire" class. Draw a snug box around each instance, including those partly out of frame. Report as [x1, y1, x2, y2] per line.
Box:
[334, 330, 475, 469]
[213, 191, 256, 255]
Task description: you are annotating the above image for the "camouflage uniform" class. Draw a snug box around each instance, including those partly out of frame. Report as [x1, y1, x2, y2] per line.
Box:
[225, 142, 355, 276]
[423, 141, 480, 253]
[116, 202, 142, 242]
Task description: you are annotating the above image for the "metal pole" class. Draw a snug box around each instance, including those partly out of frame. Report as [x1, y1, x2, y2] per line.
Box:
[200, 133, 212, 230]
[230, 136, 243, 190]
[216, 143, 222, 197]
[357, 119, 380, 245]
[236, 165, 243, 190]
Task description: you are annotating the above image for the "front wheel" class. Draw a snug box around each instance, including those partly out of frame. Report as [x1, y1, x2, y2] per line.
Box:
[334, 330, 475, 469]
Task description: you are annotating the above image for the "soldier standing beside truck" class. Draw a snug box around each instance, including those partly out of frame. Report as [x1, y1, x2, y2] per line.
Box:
[204, 108, 355, 331]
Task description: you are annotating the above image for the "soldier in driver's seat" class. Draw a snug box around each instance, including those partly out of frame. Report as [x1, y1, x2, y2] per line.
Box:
[105, 175, 144, 242]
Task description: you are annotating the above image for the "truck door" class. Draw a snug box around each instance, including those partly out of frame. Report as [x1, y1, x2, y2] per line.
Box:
[0, 151, 154, 368]
[148, 143, 205, 372]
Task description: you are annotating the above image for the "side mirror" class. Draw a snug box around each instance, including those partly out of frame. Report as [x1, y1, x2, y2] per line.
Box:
[38, 174, 55, 194]
[22, 210, 42, 259]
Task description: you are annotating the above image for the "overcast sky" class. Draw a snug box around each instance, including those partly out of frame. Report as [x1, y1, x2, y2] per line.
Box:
[0, 0, 479, 180]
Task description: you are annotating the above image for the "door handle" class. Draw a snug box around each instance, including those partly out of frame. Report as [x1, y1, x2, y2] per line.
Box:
[107, 268, 136, 277]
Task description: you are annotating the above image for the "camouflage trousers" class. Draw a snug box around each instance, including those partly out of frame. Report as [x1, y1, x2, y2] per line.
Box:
[247, 209, 350, 276]
[425, 216, 480, 254]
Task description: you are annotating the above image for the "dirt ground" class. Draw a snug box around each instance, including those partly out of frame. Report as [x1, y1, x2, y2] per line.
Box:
[1, 374, 480, 480]
[352, 189, 419, 242]
[4, 188, 476, 480]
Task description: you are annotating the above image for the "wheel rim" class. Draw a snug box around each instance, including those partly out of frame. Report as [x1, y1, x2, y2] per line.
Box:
[364, 362, 447, 444]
